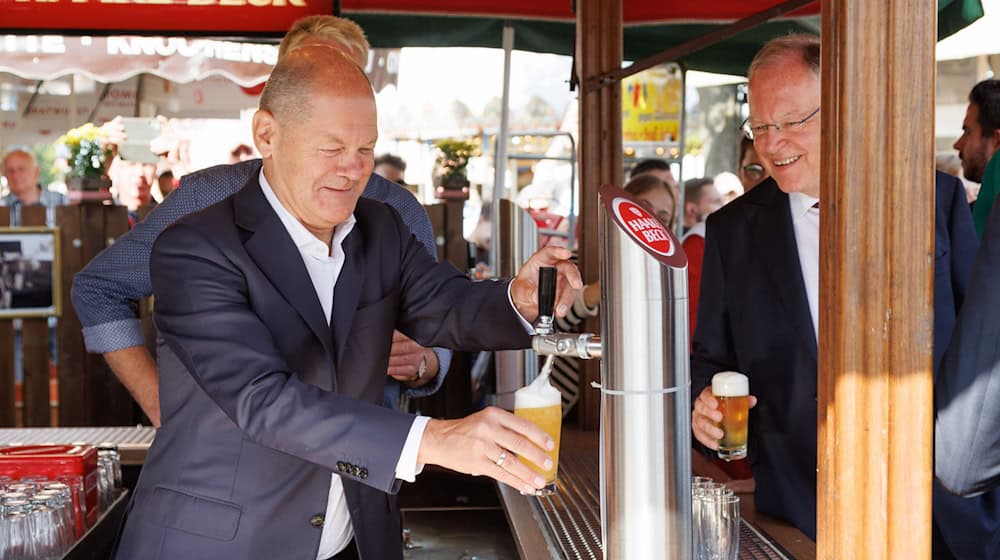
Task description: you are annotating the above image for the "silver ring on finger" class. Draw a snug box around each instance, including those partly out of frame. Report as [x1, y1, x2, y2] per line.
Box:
[495, 450, 507, 468]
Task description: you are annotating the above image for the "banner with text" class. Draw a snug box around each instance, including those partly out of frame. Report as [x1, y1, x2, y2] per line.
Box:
[1, 0, 332, 35]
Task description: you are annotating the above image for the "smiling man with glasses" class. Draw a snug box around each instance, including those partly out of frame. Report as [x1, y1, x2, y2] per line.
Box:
[689, 33, 991, 558]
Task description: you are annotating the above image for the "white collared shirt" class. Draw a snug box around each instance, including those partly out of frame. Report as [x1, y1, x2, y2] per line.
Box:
[259, 171, 428, 559]
[788, 191, 820, 341]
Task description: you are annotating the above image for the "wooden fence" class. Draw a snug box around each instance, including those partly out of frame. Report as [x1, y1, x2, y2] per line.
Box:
[0, 196, 472, 428]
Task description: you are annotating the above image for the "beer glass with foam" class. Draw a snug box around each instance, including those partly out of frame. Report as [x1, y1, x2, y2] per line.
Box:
[712, 371, 749, 461]
[514, 376, 562, 496]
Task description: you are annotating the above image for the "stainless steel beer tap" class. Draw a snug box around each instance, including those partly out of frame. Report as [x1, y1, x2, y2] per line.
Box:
[531, 266, 602, 360]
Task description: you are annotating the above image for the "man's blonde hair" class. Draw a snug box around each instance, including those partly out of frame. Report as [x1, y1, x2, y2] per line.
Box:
[278, 16, 369, 64]
[748, 34, 820, 81]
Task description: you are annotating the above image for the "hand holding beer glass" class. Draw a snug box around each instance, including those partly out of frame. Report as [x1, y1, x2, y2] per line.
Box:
[712, 372, 750, 461]
[513, 370, 562, 496]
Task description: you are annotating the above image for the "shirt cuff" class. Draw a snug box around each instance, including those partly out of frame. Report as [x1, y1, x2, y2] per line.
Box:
[394, 415, 430, 483]
[506, 281, 535, 334]
[81, 318, 146, 353]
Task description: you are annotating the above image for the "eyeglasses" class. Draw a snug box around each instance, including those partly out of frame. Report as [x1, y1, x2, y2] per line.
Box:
[741, 163, 765, 180]
[741, 107, 820, 140]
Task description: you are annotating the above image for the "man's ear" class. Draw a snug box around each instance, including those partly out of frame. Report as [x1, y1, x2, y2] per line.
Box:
[252, 110, 278, 159]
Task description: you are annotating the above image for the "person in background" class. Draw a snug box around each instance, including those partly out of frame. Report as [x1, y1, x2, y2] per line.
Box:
[738, 136, 767, 192]
[108, 156, 156, 227]
[936, 152, 979, 206]
[71, 15, 450, 427]
[229, 143, 255, 163]
[625, 174, 677, 230]
[1, 148, 65, 226]
[550, 174, 677, 417]
[680, 177, 724, 338]
[954, 80, 1000, 237]
[374, 153, 407, 185]
[690, 34, 996, 558]
[156, 169, 177, 200]
[681, 177, 723, 235]
[630, 158, 679, 200]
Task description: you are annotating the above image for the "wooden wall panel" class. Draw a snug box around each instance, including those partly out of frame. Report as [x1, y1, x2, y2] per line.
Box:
[0, 208, 13, 426]
[56, 206, 88, 427]
[19, 206, 51, 427]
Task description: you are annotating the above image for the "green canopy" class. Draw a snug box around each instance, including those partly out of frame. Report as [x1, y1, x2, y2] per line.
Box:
[349, 0, 983, 75]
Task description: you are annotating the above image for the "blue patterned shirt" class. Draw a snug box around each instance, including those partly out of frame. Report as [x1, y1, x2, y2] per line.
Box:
[71, 159, 451, 401]
[2, 188, 66, 226]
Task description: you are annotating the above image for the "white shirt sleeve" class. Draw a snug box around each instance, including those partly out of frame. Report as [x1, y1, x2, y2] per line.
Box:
[394, 416, 430, 482]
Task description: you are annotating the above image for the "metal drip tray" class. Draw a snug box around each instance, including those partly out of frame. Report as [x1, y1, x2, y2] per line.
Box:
[513, 434, 795, 559]
[0, 426, 156, 464]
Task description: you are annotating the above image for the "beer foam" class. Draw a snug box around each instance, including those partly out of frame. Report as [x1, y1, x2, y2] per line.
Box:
[712, 371, 749, 397]
[515, 357, 561, 408]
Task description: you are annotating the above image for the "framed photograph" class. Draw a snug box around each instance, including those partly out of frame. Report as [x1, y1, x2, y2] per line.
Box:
[0, 227, 61, 319]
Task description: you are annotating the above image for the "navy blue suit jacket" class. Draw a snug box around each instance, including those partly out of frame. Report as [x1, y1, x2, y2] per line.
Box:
[692, 173, 998, 556]
[115, 178, 531, 559]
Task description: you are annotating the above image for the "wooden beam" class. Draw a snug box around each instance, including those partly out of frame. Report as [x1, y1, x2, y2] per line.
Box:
[575, 0, 622, 431]
[818, 1, 936, 558]
[581, 0, 817, 93]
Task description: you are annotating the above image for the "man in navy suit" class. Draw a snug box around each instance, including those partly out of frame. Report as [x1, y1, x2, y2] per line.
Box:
[690, 34, 997, 557]
[114, 46, 581, 560]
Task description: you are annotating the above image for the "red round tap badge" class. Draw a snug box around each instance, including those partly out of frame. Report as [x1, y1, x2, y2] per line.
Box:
[611, 198, 675, 257]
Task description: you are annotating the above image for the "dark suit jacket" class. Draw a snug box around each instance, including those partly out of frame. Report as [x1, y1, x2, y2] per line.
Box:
[114, 178, 531, 559]
[692, 174, 997, 555]
[937, 177, 1000, 556]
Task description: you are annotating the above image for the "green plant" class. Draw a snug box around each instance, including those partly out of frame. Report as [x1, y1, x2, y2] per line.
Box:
[433, 138, 476, 184]
[57, 123, 112, 179]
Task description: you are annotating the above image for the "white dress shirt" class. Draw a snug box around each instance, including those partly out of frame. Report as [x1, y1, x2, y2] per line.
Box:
[259, 171, 429, 559]
[788, 192, 820, 341]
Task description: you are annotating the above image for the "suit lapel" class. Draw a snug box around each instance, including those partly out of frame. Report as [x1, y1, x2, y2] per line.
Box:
[332, 226, 365, 370]
[749, 181, 819, 362]
[234, 178, 335, 363]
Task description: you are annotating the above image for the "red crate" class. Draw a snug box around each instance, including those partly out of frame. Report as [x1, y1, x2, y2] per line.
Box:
[0, 444, 99, 538]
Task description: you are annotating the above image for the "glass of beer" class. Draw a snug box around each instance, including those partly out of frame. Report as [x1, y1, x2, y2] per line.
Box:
[514, 380, 562, 496]
[712, 371, 749, 461]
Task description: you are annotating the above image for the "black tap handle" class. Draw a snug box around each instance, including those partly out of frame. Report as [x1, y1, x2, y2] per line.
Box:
[538, 267, 557, 319]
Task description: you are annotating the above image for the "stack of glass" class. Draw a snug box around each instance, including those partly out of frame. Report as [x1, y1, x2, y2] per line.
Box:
[692, 477, 740, 560]
[0, 479, 78, 559]
[0, 447, 123, 559]
[96, 445, 123, 512]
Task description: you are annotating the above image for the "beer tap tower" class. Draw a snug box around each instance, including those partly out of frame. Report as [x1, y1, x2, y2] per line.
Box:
[532, 184, 692, 559]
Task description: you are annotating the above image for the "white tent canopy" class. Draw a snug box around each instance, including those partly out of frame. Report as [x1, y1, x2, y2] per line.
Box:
[0, 35, 277, 87]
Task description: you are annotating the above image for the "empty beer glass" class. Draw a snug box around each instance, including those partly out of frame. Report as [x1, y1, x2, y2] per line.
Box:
[696, 493, 740, 560]
[712, 372, 750, 461]
[513, 374, 562, 496]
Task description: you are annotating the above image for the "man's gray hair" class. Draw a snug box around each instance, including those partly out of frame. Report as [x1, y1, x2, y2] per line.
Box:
[748, 34, 820, 80]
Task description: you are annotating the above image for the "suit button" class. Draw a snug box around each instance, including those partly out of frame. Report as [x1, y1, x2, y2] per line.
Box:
[360, 468, 368, 479]
[310, 514, 325, 528]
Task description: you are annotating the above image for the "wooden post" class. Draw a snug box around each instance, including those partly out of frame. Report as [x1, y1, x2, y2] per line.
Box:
[818, 1, 936, 558]
[576, 0, 623, 430]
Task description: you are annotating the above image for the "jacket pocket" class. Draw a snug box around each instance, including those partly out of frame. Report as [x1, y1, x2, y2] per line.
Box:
[146, 486, 243, 541]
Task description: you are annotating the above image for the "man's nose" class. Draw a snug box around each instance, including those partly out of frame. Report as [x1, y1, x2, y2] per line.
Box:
[338, 153, 368, 181]
[953, 137, 963, 152]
